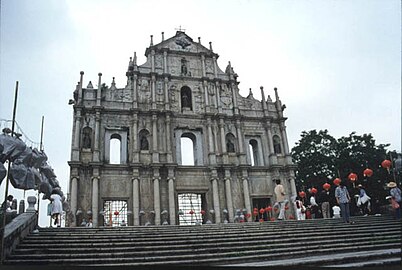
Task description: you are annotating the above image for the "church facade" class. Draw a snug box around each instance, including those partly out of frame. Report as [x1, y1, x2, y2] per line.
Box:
[67, 31, 297, 227]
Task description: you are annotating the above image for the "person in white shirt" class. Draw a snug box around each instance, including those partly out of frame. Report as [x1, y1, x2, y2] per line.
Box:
[274, 179, 286, 220]
[332, 205, 341, 218]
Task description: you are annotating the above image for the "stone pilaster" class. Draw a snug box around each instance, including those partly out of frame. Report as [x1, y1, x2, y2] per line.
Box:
[242, 177, 251, 215]
[153, 176, 161, 225]
[70, 176, 79, 227]
[91, 176, 99, 227]
[168, 176, 176, 225]
[132, 177, 140, 225]
[224, 176, 234, 222]
[211, 177, 221, 223]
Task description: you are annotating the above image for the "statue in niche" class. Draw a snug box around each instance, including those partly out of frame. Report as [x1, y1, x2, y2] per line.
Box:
[227, 139, 235, 153]
[181, 92, 190, 108]
[82, 128, 92, 149]
[140, 135, 149, 150]
[181, 58, 188, 76]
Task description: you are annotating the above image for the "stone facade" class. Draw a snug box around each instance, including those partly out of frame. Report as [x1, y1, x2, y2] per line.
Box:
[67, 31, 297, 227]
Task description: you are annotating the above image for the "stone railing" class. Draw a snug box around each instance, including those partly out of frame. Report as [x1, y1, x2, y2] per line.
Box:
[2, 196, 38, 259]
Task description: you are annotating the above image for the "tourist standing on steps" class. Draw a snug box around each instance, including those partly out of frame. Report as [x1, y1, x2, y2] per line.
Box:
[309, 190, 319, 219]
[332, 205, 341, 218]
[387, 181, 401, 220]
[335, 180, 354, 224]
[50, 190, 63, 227]
[357, 184, 371, 216]
[294, 197, 306, 220]
[274, 179, 286, 220]
[319, 189, 331, 219]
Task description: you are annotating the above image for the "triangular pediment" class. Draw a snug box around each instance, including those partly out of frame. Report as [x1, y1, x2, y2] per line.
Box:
[146, 31, 213, 56]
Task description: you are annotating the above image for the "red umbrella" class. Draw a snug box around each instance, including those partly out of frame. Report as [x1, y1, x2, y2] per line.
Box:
[348, 173, 357, 182]
[298, 191, 306, 198]
[363, 168, 373, 177]
[323, 183, 331, 191]
[333, 178, 341, 185]
[381, 160, 392, 172]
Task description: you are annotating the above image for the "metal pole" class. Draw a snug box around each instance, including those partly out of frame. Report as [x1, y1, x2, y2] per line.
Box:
[37, 116, 44, 217]
[1, 81, 19, 264]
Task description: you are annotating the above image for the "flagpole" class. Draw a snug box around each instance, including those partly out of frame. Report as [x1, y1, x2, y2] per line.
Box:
[1, 81, 19, 264]
[37, 116, 44, 218]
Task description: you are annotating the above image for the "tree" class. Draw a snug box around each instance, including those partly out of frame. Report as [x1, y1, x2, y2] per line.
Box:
[291, 130, 337, 191]
[291, 130, 391, 207]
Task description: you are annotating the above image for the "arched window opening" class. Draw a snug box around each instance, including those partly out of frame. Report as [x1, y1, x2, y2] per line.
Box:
[110, 134, 121, 164]
[273, 135, 282, 154]
[181, 135, 195, 165]
[82, 126, 93, 150]
[139, 129, 150, 150]
[180, 86, 192, 111]
[225, 133, 236, 153]
[249, 139, 259, 166]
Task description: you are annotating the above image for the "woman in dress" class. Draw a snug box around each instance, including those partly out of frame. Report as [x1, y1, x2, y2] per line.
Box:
[50, 190, 63, 227]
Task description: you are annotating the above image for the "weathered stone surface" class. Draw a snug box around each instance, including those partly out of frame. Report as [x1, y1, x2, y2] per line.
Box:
[68, 31, 297, 227]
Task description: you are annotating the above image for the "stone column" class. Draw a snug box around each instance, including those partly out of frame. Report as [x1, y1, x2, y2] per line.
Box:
[151, 75, 156, 110]
[211, 178, 221, 223]
[132, 114, 139, 163]
[203, 81, 209, 113]
[215, 82, 222, 112]
[132, 178, 140, 225]
[153, 177, 161, 225]
[242, 177, 251, 215]
[133, 74, 138, 109]
[224, 177, 234, 222]
[93, 111, 101, 162]
[96, 73, 102, 106]
[163, 51, 168, 73]
[235, 120, 247, 164]
[152, 114, 158, 162]
[231, 82, 239, 115]
[219, 118, 226, 153]
[212, 56, 218, 77]
[201, 54, 206, 77]
[151, 49, 155, 72]
[78, 71, 84, 104]
[265, 124, 277, 165]
[280, 123, 292, 164]
[70, 176, 79, 227]
[71, 110, 82, 161]
[91, 176, 99, 227]
[166, 114, 172, 163]
[168, 177, 176, 225]
[164, 77, 170, 111]
[207, 118, 216, 165]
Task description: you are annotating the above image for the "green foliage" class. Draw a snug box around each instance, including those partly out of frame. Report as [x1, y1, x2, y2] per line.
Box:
[291, 130, 394, 205]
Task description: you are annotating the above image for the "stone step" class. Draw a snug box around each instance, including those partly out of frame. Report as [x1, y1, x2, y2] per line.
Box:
[222, 248, 402, 267]
[35, 215, 397, 233]
[20, 225, 400, 246]
[5, 215, 400, 266]
[16, 230, 400, 251]
[10, 237, 399, 259]
[6, 243, 400, 266]
[25, 219, 401, 238]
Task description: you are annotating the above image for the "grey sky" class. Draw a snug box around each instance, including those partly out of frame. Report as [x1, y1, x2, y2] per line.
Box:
[0, 0, 400, 226]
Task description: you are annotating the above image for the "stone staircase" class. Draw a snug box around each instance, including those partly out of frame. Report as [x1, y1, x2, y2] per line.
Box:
[4, 215, 401, 267]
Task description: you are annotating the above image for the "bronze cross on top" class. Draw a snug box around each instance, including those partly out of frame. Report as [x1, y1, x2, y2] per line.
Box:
[175, 25, 186, 32]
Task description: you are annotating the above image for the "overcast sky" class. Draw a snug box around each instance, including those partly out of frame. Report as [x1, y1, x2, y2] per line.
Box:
[0, 0, 400, 226]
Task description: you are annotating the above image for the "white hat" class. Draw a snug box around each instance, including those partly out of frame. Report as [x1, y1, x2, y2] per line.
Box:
[387, 182, 397, 188]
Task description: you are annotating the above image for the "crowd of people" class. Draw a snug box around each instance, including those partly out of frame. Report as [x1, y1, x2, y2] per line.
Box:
[274, 178, 401, 223]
